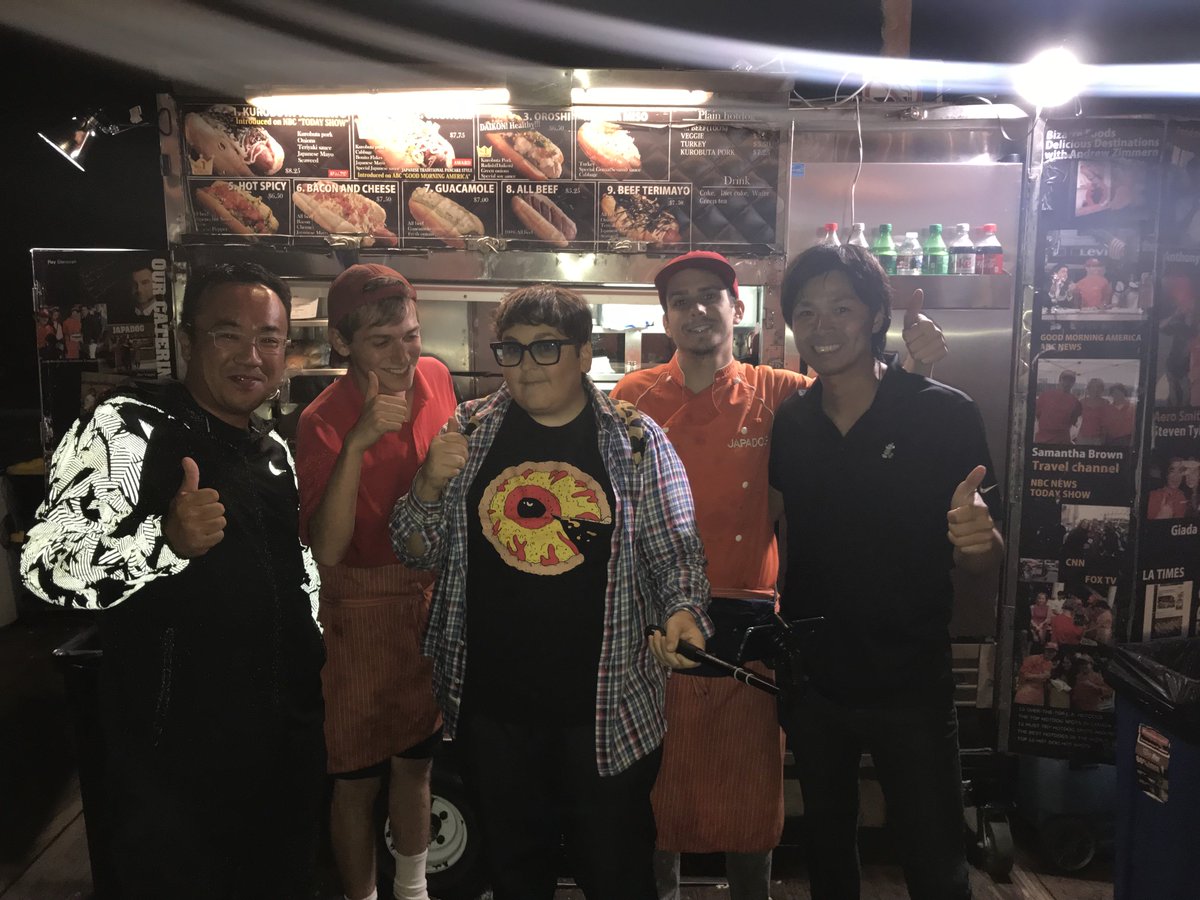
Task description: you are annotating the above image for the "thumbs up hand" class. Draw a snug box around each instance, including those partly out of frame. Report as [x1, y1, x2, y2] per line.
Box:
[901, 289, 948, 373]
[164, 457, 226, 558]
[947, 465, 994, 556]
[347, 370, 410, 454]
[413, 415, 470, 502]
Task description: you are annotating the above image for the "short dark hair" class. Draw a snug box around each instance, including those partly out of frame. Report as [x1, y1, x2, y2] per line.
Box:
[179, 262, 291, 333]
[781, 245, 892, 357]
[494, 284, 592, 345]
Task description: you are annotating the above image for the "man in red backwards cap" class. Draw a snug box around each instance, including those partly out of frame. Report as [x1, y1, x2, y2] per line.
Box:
[296, 264, 458, 900]
[611, 250, 946, 899]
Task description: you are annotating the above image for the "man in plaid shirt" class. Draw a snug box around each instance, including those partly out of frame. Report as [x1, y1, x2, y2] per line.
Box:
[390, 284, 711, 900]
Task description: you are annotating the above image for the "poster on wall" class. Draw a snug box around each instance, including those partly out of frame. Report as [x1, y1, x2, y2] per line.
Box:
[175, 100, 785, 252]
[31, 249, 173, 458]
[1133, 122, 1200, 639]
[1012, 121, 1165, 760]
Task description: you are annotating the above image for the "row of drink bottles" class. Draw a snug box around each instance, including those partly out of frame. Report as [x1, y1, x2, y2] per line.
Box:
[817, 223, 1004, 276]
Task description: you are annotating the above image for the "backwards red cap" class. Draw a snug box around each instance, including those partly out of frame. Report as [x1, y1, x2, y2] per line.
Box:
[327, 263, 416, 331]
[654, 251, 739, 305]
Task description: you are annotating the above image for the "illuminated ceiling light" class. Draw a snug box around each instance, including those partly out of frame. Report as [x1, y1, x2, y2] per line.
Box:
[1013, 48, 1087, 108]
[570, 87, 712, 106]
[246, 88, 511, 116]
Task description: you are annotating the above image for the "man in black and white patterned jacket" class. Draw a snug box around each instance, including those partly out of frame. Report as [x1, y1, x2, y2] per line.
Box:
[21, 262, 326, 899]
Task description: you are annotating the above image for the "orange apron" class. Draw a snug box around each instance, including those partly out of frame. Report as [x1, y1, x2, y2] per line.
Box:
[318, 563, 441, 774]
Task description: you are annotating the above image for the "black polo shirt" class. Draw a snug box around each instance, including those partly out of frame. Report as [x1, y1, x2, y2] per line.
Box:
[769, 360, 1001, 707]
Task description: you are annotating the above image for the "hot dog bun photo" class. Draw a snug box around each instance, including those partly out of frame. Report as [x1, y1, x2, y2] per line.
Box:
[184, 106, 284, 177]
[194, 181, 279, 235]
[510, 193, 577, 247]
[408, 187, 485, 249]
[577, 121, 641, 171]
[293, 182, 397, 247]
[356, 115, 455, 170]
[485, 127, 564, 180]
[601, 193, 682, 244]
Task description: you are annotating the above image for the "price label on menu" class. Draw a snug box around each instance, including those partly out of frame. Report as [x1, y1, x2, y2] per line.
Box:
[403, 182, 498, 247]
[574, 110, 671, 181]
[292, 180, 400, 247]
[190, 179, 292, 237]
[500, 181, 596, 249]
[352, 114, 475, 180]
[597, 182, 690, 247]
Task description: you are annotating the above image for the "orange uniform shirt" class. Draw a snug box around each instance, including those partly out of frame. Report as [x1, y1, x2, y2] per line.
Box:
[611, 356, 812, 598]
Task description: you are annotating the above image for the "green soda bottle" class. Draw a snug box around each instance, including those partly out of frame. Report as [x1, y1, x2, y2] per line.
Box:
[922, 224, 949, 275]
[872, 224, 897, 275]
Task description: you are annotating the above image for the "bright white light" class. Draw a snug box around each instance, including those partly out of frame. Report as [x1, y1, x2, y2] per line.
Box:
[570, 88, 712, 106]
[1013, 49, 1087, 108]
[247, 89, 510, 117]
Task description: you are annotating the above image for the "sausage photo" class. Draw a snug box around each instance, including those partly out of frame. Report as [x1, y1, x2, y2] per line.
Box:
[184, 106, 285, 177]
[577, 121, 641, 171]
[194, 181, 279, 235]
[408, 187, 484, 249]
[511, 193, 576, 247]
[485, 127, 564, 180]
[293, 182, 398, 247]
[601, 193, 681, 243]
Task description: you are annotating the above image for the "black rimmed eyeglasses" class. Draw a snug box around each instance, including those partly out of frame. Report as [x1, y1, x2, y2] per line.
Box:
[490, 339, 578, 367]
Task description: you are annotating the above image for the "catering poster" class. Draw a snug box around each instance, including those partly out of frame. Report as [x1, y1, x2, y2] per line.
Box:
[31, 249, 172, 458]
[1011, 121, 1164, 759]
[176, 101, 784, 251]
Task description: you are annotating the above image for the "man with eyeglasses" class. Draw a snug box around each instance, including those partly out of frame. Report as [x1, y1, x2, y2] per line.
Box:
[295, 264, 457, 900]
[390, 284, 711, 900]
[610, 250, 947, 900]
[21, 262, 326, 899]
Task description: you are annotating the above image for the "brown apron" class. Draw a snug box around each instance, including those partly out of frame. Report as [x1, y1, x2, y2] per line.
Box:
[318, 563, 441, 774]
[650, 663, 785, 853]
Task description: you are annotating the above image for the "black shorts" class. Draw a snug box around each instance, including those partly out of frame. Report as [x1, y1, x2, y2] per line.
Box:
[332, 728, 443, 780]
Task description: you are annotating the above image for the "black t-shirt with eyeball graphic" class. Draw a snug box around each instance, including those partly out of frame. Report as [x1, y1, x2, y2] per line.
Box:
[464, 402, 614, 724]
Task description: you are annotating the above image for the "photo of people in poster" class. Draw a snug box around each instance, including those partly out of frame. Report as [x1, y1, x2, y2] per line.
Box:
[1031, 356, 1141, 448]
[1011, 120, 1163, 758]
[30, 249, 172, 457]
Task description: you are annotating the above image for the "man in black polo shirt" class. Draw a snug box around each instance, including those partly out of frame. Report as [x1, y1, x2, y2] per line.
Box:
[769, 244, 1004, 900]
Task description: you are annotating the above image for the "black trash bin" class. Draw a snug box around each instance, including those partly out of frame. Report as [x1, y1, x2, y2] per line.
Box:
[53, 626, 118, 900]
[1105, 637, 1200, 900]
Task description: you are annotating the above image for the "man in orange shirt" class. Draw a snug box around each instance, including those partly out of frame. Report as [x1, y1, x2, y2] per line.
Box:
[611, 251, 946, 900]
[1035, 370, 1082, 444]
[1070, 258, 1114, 309]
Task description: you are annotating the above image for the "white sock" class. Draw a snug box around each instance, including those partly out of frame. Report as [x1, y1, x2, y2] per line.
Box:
[393, 849, 430, 900]
[346, 890, 377, 900]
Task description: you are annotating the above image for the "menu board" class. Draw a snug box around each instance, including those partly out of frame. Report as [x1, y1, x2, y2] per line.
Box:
[178, 102, 783, 251]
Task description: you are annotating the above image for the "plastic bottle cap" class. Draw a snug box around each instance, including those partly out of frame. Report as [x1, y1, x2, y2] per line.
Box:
[851, 222, 865, 229]
[824, 223, 838, 230]
[982, 224, 997, 232]
[929, 224, 942, 232]
[956, 223, 971, 230]
[905, 232, 918, 239]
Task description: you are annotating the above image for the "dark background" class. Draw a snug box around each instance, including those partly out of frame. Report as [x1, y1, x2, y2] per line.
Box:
[3, 0, 1199, 459]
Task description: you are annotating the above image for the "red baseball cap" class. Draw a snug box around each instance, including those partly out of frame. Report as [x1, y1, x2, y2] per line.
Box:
[654, 251, 739, 306]
[327, 263, 416, 331]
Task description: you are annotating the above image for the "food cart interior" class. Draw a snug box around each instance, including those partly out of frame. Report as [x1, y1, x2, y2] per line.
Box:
[4, 5, 1200, 898]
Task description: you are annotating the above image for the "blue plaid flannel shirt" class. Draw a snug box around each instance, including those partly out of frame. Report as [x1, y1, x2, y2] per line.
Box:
[390, 377, 711, 776]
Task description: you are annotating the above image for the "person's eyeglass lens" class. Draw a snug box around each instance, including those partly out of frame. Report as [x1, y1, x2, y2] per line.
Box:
[491, 339, 573, 367]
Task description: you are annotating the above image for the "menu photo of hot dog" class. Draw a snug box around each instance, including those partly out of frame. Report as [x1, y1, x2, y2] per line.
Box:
[501, 182, 594, 248]
[293, 179, 399, 247]
[478, 111, 572, 181]
[191, 179, 288, 237]
[353, 114, 474, 178]
[598, 184, 689, 245]
[405, 183, 496, 249]
[574, 111, 671, 181]
[184, 105, 286, 177]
